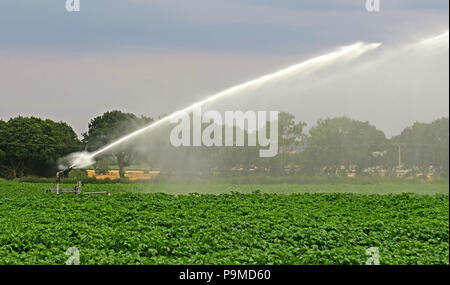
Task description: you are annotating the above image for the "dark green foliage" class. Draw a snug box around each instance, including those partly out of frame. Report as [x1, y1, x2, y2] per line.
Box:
[82, 111, 153, 178]
[0, 117, 82, 178]
[301, 117, 387, 174]
[0, 120, 6, 177]
[2, 113, 448, 180]
[392, 118, 449, 177]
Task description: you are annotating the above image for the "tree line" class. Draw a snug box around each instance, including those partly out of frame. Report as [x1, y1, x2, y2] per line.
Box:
[0, 111, 448, 179]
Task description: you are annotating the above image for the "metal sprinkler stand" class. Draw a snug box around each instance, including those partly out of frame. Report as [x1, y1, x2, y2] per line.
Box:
[45, 167, 110, 196]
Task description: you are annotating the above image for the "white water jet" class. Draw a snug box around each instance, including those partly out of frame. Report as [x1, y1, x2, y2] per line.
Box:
[64, 31, 448, 169]
[64, 42, 383, 168]
[417, 30, 449, 48]
[58, 151, 94, 170]
[59, 30, 447, 169]
[66, 41, 381, 168]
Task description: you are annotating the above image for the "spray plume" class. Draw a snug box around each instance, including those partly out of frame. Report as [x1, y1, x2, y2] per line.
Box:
[417, 30, 449, 47]
[67, 41, 384, 168]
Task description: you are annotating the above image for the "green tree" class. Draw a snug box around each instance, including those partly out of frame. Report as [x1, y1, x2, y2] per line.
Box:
[301, 117, 387, 175]
[0, 120, 6, 177]
[391, 118, 449, 177]
[252, 112, 306, 175]
[82, 111, 153, 178]
[0, 117, 82, 178]
[278, 112, 307, 152]
[276, 112, 307, 174]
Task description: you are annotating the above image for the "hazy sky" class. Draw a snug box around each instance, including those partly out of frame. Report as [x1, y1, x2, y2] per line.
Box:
[0, 0, 448, 137]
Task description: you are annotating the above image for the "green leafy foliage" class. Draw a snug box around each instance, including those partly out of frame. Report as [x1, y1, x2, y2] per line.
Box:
[82, 111, 153, 178]
[392, 117, 449, 177]
[0, 182, 448, 265]
[0, 117, 82, 178]
[301, 117, 387, 174]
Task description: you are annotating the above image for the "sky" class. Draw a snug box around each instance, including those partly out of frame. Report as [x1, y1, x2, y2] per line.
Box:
[0, 0, 448, 137]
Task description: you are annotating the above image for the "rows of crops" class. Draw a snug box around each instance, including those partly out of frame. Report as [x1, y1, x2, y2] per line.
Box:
[0, 181, 448, 264]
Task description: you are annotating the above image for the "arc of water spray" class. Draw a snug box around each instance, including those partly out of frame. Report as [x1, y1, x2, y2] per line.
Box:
[69, 41, 382, 168]
[418, 30, 449, 47]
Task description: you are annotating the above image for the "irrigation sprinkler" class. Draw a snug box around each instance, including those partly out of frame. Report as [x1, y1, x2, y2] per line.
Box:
[44, 167, 110, 196]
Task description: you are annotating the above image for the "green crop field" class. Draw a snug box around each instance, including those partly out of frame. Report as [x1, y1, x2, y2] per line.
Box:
[1, 181, 448, 195]
[0, 181, 448, 265]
